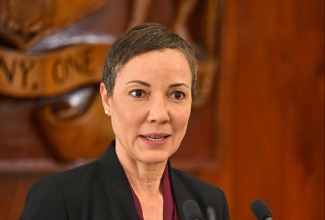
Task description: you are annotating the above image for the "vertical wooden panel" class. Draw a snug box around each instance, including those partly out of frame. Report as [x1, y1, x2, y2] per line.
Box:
[0, 173, 45, 220]
[216, 0, 324, 219]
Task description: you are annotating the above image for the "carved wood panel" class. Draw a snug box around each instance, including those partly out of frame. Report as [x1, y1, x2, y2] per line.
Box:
[0, 1, 224, 218]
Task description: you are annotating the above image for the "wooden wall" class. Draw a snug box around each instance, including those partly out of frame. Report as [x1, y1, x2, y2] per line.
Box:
[0, 0, 324, 219]
[206, 0, 324, 219]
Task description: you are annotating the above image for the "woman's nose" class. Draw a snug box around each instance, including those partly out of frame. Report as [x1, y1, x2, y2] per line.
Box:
[147, 97, 170, 124]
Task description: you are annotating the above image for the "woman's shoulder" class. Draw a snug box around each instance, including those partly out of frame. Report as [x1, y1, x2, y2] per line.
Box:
[20, 159, 115, 219]
[48, 159, 100, 182]
[29, 159, 102, 197]
[170, 167, 226, 198]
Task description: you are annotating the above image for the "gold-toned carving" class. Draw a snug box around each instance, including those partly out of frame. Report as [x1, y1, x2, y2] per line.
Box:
[0, 44, 109, 97]
[129, 0, 199, 52]
[194, 57, 219, 108]
[0, 0, 106, 50]
[0, 0, 224, 161]
[35, 88, 115, 161]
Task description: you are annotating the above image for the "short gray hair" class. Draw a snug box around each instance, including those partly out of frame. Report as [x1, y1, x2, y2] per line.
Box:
[102, 23, 198, 100]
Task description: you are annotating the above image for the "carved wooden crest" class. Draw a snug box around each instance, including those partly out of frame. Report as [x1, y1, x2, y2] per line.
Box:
[0, 0, 106, 50]
[0, 0, 113, 161]
[0, 0, 223, 162]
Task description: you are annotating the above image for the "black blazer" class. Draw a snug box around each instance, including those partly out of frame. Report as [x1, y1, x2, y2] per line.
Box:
[20, 141, 230, 220]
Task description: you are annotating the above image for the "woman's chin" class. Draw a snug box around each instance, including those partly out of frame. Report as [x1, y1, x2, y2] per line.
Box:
[137, 153, 170, 165]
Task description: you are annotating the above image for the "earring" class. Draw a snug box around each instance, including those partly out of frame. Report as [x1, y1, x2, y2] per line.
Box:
[105, 110, 110, 115]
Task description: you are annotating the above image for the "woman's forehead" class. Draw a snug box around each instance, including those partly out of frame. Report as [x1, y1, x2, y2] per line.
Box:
[116, 50, 191, 81]
[120, 49, 189, 71]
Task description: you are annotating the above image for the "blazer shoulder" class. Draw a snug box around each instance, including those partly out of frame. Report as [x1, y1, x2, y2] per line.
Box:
[20, 175, 68, 220]
[25, 159, 102, 200]
[20, 159, 105, 220]
[51, 159, 100, 181]
[171, 168, 224, 195]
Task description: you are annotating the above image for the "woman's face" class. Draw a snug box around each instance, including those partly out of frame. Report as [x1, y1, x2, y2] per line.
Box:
[100, 49, 192, 165]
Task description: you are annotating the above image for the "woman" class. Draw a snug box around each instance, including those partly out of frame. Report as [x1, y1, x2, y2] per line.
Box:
[20, 23, 230, 220]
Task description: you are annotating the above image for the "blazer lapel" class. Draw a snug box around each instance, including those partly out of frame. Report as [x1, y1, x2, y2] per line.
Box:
[169, 163, 191, 220]
[99, 141, 139, 220]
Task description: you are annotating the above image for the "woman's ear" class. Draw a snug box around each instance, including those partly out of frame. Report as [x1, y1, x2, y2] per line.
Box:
[99, 82, 111, 115]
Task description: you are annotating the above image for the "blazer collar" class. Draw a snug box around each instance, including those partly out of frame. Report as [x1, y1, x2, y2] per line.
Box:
[99, 141, 139, 220]
[168, 163, 191, 220]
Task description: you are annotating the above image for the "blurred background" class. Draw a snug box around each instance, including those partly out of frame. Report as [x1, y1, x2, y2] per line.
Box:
[0, 0, 323, 219]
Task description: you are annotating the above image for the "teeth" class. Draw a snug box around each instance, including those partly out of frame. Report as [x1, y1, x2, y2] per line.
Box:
[144, 136, 166, 141]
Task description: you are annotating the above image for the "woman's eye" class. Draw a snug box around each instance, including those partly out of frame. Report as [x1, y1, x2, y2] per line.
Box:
[171, 91, 185, 100]
[130, 90, 144, 98]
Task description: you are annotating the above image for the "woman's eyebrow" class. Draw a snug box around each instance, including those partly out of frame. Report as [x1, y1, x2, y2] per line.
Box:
[127, 80, 151, 87]
[126, 81, 189, 89]
[169, 83, 189, 88]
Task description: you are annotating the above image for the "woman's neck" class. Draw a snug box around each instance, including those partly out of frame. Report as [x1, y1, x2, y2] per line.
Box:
[125, 161, 166, 196]
[116, 150, 167, 196]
